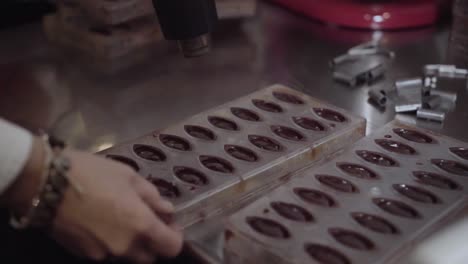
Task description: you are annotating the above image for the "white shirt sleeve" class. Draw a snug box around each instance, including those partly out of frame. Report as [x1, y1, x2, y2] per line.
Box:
[0, 118, 33, 194]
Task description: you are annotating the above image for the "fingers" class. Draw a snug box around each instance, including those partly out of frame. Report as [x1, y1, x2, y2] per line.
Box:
[131, 177, 183, 258]
[133, 176, 175, 216]
[144, 215, 184, 258]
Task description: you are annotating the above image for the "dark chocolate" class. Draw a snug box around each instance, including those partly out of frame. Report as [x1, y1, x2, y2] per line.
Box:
[248, 135, 283, 152]
[393, 184, 439, 204]
[230, 107, 261, 122]
[173, 166, 208, 186]
[133, 144, 166, 162]
[106, 155, 139, 172]
[450, 147, 468, 160]
[313, 108, 347, 123]
[184, 125, 216, 141]
[159, 134, 191, 151]
[292, 117, 325, 131]
[272, 91, 304, 104]
[375, 139, 417, 155]
[393, 128, 433, 143]
[373, 198, 421, 219]
[294, 188, 336, 207]
[412, 171, 460, 190]
[271, 125, 305, 141]
[337, 163, 378, 179]
[246, 216, 290, 239]
[224, 145, 258, 162]
[316, 175, 358, 193]
[432, 159, 468, 176]
[147, 178, 180, 198]
[208, 116, 239, 131]
[351, 212, 398, 234]
[270, 201, 313, 222]
[328, 228, 375, 250]
[305, 244, 350, 264]
[199, 155, 234, 173]
[252, 99, 283, 113]
[356, 150, 398, 167]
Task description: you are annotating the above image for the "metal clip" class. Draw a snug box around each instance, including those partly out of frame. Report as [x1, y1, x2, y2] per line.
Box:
[332, 58, 385, 87]
[395, 78, 423, 92]
[417, 108, 446, 122]
[394, 77, 423, 113]
[424, 64, 468, 79]
[368, 88, 387, 107]
[422, 95, 442, 110]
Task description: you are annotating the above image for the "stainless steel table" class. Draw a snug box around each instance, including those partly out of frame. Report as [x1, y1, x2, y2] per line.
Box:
[0, 2, 467, 263]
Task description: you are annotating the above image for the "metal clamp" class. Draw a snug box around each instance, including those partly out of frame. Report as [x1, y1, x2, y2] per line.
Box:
[331, 40, 395, 87]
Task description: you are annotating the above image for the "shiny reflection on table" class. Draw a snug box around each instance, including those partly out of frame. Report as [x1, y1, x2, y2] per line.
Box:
[0, 3, 462, 153]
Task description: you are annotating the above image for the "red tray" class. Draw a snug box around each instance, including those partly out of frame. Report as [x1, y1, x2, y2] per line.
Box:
[271, 0, 440, 30]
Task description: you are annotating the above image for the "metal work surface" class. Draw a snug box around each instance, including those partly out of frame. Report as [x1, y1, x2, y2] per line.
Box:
[0, 2, 468, 264]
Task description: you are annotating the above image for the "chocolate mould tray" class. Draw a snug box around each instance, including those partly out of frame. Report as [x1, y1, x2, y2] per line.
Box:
[99, 84, 366, 228]
[225, 120, 468, 264]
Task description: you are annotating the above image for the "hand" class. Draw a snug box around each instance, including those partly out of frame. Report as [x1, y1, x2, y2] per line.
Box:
[52, 150, 183, 263]
[0, 138, 183, 264]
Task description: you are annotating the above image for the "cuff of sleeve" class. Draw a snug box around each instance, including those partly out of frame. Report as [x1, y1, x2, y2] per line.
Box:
[0, 119, 33, 194]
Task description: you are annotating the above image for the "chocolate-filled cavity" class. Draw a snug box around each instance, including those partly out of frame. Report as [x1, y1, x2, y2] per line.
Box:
[133, 144, 166, 162]
[293, 117, 325, 131]
[356, 150, 398, 167]
[252, 99, 283, 113]
[200, 155, 234, 173]
[450, 147, 468, 160]
[393, 128, 433, 143]
[412, 171, 460, 190]
[208, 116, 239, 131]
[224, 145, 258, 162]
[270, 201, 313, 222]
[329, 228, 375, 250]
[305, 244, 350, 264]
[293, 188, 336, 207]
[106, 155, 139, 172]
[173, 166, 208, 186]
[248, 135, 283, 152]
[337, 163, 378, 179]
[159, 134, 191, 151]
[147, 178, 180, 198]
[184, 125, 216, 141]
[432, 159, 468, 176]
[313, 108, 347, 123]
[393, 184, 440, 204]
[271, 125, 305, 141]
[351, 212, 398, 234]
[273, 91, 304, 104]
[230, 107, 261, 122]
[316, 175, 358, 193]
[373, 198, 421, 219]
[375, 139, 417, 155]
[246, 216, 290, 239]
